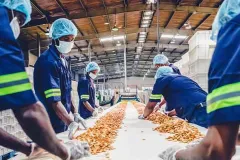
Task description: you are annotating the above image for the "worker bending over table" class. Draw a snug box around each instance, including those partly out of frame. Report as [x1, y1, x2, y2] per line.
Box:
[0, 0, 89, 159]
[78, 62, 103, 119]
[34, 18, 87, 139]
[161, 0, 240, 159]
[139, 66, 208, 128]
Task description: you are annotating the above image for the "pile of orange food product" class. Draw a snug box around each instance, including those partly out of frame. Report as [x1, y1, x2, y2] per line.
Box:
[75, 103, 127, 154]
[131, 101, 145, 114]
[131, 101, 203, 143]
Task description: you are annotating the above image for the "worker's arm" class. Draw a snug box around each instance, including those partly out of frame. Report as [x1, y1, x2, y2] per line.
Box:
[0, 128, 32, 156]
[154, 98, 166, 112]
[70, 97, 77, 114]
[83, 101, 95, 112]
[13, 102, 69, 159]
[52, 101, 74, 126]
[143, 101, 158, 118]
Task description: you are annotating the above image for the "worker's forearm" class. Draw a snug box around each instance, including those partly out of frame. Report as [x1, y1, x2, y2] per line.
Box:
[70, 100, 77, 114]
[13, 102, 68, 159]
[52, 101, 73, 126]
[83, 101, 95, 112]
[0, 128, 31, 155]
[159, 98, 166, 106]
[143, 102, 157, 118]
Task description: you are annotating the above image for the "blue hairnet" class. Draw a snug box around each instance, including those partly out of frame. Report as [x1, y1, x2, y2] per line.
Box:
[155, 66, 173, 79]
[86, 62, 100, 73]
[211, 0, 240, 41]
[153, 54, 169, 65]
[49, 18, 78, 40]
[0, 0, 32, 25]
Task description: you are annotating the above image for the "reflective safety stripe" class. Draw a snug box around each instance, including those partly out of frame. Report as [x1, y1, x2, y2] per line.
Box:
[0, 83, 32, 96]
[0, 72, 28, 84]
[44, 89, 61, 98]
[81, 95, 89, 99]
[0, 72, 32, 96]
[149, 94, 162, 100]
[207, 82, 240, 113]
[46, 92, 61, 98]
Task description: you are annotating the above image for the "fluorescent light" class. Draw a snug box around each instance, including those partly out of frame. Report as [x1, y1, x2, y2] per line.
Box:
[140, 32, 147, 35]
[138, 37, 146, 40]
[143, 16, 152, 20]
[100, 35, 124, 42]
[116, 43, 121, 47]
[135, 55, 140, 59]
[146, 0, 156, 4]
[175, 35, 188, 39]
[104, 22, 109, 25]
[144, 11, 153, 16]
[170, 41, 175, 44]
[142, 20, 151, 24]
[141, 24, 150, 28]
[161, 34, 174, 38]
[138, 40, 145, 43]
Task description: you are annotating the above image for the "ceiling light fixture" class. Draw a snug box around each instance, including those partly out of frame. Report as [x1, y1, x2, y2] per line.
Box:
[144, 11, 154, 16]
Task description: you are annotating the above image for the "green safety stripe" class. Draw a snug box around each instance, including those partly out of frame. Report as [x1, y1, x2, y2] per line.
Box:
[0, 83, 32, 96]
[207, 82, 240, 113]
[81, 95, 89, 99]
[46, 92, 61, 98]
[0, 72, 28, 84]
[149, 94, 162, 100]
[44, 89, 61, 98]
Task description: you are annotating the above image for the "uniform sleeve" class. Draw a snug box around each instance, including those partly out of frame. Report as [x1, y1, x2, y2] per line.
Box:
[78, 79, 90, 102]
[41, 61, 61, 103]
[149, 78, 168, 102]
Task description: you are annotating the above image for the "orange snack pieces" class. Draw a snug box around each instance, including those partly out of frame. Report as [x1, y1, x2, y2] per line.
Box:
[75, 103, 127, 154]
[132, 101, 204, 143]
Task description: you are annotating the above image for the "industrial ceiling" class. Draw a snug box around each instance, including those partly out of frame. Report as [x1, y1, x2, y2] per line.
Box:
[19, 0, 222, 79]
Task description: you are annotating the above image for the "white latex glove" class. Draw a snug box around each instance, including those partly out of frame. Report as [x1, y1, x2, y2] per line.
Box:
[68, 122, 80, 140]
[138, 114, 145, 120]
[92, 109, 98, 117]
[73, 113, 87, 129]
[65, 140, 90, 160]
[98, 106, 104, 112]
[159, 146, 185, 160]
[186, 138, 203, 149]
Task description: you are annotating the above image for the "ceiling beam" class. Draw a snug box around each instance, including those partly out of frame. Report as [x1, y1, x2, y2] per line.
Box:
[164, 11, 175, 28]
[24, 4, 218, 28]
[178, 13, 193, 29]
[194, 14, 211, 30]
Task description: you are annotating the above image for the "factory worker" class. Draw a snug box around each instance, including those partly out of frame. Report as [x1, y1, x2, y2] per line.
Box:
[153, 54, 181, 75]
[34, 18, 87, 139]
[160, 0, 240, 159]
[138, 66, 208, 128]
[78, 62, 102, 119]
[0, 1, 89, 159]
[153, 54, 181, 112]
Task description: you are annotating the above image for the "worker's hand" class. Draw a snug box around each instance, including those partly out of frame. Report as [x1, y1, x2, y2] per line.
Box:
[138, 114, 145, 120]
[73, 113, 87, 129]
[28, 143, 45, 158]
[154, 105, 160, 112]
[185, 138, 203, 149]
[65, 140, 90, 160]
[92, 109, 98, 117]
[68, 122, 80, 140]
[98, 106, 104, 112]
[159, 145, 185, 160]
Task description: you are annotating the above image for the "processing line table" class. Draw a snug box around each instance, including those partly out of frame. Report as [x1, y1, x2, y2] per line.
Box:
[11, 102, 240, 160]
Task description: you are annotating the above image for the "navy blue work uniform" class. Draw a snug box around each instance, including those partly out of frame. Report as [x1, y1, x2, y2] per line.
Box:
[0, 6, 37, 110]
[34, 45, 72, 133]
[169, 64, 181, 75]
[78, 75, 96, 119]
[207, 13, 240, 126]
[149, 74, 208, 128]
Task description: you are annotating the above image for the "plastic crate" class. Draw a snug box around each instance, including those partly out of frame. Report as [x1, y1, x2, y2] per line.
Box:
[3, 116, 15, 125]
[188, 45, 214, 63]
[188, 30, 216, 51]
[189, 59, 211, 75]
[190, 73, 208, 86]
[2, 110, 12, 116]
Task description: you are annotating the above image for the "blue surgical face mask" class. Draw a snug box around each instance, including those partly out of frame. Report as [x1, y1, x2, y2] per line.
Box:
[55, 40, 74, 54]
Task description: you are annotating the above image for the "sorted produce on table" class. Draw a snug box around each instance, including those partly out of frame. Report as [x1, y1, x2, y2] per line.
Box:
[75, 103, 127, 155]
[131, 101, 203, 143]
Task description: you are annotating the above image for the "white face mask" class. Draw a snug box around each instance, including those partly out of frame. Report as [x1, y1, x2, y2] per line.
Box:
[55, 40, 74, 54]
[10, 11, 20, 39]
[89, 72, 97, 80]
